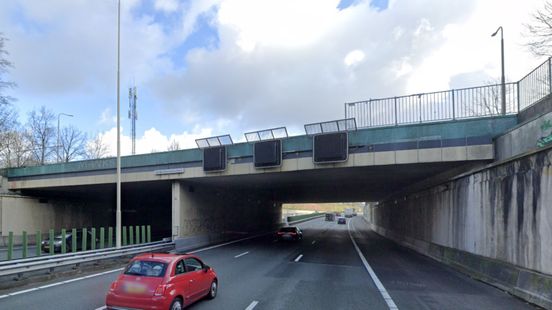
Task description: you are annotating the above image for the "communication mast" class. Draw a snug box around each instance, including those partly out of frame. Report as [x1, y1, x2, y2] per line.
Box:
[128, 86, 137, 155]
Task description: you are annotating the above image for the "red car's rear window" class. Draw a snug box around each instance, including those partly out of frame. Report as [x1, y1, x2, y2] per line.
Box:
[124, 260, 167, 277]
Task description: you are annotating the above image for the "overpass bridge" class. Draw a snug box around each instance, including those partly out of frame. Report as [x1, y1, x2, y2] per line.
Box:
[2, 116, 516, 240]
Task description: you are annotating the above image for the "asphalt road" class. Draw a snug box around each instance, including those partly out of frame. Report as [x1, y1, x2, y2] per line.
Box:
[0, 217, 538, 310]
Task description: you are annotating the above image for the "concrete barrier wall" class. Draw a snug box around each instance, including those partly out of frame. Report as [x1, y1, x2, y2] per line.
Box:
[369, 146, 552, 308]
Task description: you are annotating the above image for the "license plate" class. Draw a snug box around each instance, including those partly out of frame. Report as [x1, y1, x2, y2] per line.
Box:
[124, 283, 146, 294]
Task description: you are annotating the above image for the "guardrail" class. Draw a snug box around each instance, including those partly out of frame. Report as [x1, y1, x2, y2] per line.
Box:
[346, 57, 552, 128]
[0, 240, 173, 278]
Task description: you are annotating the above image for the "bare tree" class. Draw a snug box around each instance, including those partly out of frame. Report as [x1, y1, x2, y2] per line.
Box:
[0, 33, 16, 106]
[0, 129, 32, 168]
[167, 139, 180, 151]
[26, 106, 56, 165]
[85, 134, 110, 159]
[525, 1, 552, 57]
[0, 33, 17, 148]
[59, 126, 87, 162]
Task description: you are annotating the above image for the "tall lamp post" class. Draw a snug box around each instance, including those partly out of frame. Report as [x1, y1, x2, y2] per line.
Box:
[57, 113, 73, 162]
[491, 26, 506, 115]
[116, 0, 122, 248]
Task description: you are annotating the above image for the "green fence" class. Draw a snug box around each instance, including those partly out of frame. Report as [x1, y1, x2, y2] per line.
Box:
[2, 225, 152, 261]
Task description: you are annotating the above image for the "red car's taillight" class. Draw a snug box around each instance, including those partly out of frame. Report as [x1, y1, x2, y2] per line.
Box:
[277, 232, 284, 235]
[154, 284, 167, 296]
[109, 281, 118, 292]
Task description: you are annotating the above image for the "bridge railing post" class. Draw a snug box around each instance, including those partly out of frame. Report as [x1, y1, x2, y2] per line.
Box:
[147, 225, 151, 243]
[108, 227, 113, 248]
[141, 226, 146, 244]
[122, 226, 127, 246]
[82, 228, 87, 251]
[36, 230, 41, 257]
[22, 231, 28, 259]
[136, 226, 141, 244]
[71, 228, 77, 253]
[61, 228, 66, 254]
[7, 232, 13, 260]
[394, 97, 398, 126]
[451, 90, 456, 120]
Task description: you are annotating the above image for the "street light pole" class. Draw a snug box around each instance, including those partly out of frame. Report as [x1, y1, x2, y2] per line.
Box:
[491, 26, 506, 115]
[57, 113, 73, 162]
[116, 0, 122, 249]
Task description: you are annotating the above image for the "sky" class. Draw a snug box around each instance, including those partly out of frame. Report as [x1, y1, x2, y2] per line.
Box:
[0, 0, 547, 156]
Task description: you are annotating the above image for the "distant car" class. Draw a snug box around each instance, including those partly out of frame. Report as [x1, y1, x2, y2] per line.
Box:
[106, 253, 217, 310]
[276, 226, 303, 241]
[41, 230, 98, 253]
[337, 217, 346, 225]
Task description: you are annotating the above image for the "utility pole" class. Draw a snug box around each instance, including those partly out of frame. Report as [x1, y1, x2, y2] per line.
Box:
[116, 0, 122, 249]
[491, 26, 506, 115]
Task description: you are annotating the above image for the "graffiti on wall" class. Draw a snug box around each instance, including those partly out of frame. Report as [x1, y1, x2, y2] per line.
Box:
[537, 119, 552, 148]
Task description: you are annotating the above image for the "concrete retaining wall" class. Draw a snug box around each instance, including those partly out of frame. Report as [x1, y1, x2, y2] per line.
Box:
[0, 195, 110, 245]
[368, 146, 552, 308]
[496, 109, 552, 161]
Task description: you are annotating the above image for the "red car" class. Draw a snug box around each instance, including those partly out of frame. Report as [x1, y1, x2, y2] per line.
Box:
[106, 253, 218, 310]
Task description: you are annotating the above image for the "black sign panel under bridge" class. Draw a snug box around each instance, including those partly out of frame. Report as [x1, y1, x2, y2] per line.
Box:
[254, 140, 282, 168]
[313, 132, 348, 163]
[203, 146, 227, 172]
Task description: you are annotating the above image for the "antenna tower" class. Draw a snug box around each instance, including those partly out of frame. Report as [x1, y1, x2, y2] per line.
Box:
[128, 86, 138, 155]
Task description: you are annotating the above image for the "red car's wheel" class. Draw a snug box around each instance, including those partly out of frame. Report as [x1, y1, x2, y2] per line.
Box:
[170, 297, 183, 310]
[207, 280, 217, 299]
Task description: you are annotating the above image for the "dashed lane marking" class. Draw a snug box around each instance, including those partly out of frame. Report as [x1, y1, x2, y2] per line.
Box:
[294, 254, 303, 262]
[234, 251, 250, 258]
[245, 300, 259, 310]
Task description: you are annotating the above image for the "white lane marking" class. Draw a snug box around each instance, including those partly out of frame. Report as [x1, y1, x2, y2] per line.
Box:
[7, 288, 38, 296]
[234, 251, 250, 258]
[0, 268, 124, 300]
[245, 300, 259, 310]
[94, 306, 107, 310]
[294, 254, 303, 262]
[348, 219, 399, 310]
[311, 240, 316, 245]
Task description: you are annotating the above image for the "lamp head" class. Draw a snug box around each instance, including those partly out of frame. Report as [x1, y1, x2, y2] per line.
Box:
[491, 26, 502, 37]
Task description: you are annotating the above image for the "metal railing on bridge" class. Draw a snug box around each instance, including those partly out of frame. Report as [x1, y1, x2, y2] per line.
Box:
[346, 58, 552, 128]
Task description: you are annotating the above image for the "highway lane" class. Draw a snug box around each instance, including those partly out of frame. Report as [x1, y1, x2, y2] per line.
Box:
[0, 217, 538, 310]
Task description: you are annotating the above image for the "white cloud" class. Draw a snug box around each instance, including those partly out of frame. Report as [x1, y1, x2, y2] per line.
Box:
[2, 0, 547, 143]
[99, 126, 214, 156]
[154, 0, 179, 13]
[344, 50, 365, 67]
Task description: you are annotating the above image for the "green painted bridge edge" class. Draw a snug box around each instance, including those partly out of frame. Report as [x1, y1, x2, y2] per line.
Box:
[6, 115, 517, 178]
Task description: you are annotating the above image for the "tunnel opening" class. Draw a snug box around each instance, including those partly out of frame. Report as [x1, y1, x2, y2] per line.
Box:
[18, 181, 172, 242]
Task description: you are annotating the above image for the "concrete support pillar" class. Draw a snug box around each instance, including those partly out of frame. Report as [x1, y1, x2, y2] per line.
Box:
[171, 181, 181, 240]
[171, 181, 282, 244]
